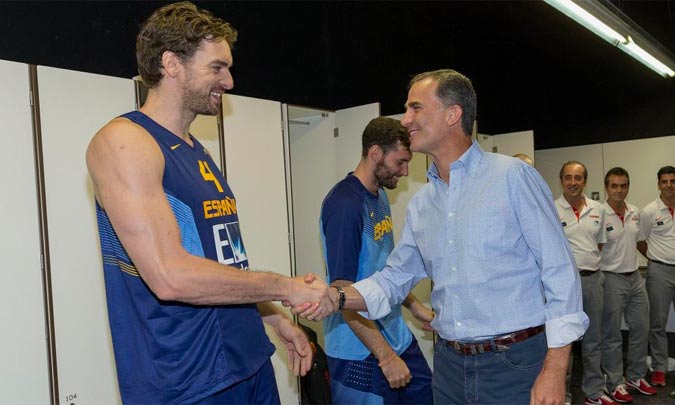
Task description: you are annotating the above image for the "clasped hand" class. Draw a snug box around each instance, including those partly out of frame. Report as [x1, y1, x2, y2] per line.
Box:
[284, 273, 338, 321]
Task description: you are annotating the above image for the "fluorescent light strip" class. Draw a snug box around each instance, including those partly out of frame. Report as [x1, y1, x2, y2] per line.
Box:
[621, 37, 675, 77]
[545, 0, 675, 77]
[544, 0, 625, 44]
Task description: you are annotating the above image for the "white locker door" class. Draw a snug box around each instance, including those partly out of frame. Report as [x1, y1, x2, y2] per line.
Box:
[334, 103, 380, 178]
[476, 133, 495, 152]
[221, 94, 299, 404]
[0, 61, 51, 403]
[286, 108, 336, 283]
[284, 106, 337, 346]
[492, 130, 534, 159]
[38, 66, 134, 405]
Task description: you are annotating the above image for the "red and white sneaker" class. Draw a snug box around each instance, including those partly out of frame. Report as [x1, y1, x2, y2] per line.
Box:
[584, 394, 620, 405]
[608, 384, 633, 403]
[650, 371, 666, 387]
[626, 378, 657, 395]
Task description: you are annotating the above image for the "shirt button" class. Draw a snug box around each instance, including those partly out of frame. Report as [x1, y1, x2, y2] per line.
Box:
[448, 240, 454, 244]
[451, 267, 457, 272]
[457, 322, 462, 327]
[448, 212, 454, 218]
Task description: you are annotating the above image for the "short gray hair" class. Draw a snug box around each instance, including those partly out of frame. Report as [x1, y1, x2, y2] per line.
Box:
[409, 69, 477, 136]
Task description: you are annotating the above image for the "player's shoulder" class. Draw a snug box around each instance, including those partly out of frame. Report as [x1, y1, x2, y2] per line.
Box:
[641, 199, 659, 213]
[89, 116, 157, 153]
[86, 115, 163, 176]
[323, 177, 365, 211]
[95, 115, 149, 141]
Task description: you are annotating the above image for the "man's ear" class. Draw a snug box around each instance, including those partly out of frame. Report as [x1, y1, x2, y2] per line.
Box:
[445, 104, 463, 128]
[367, 144, 383, 162]
[161, 50, 182, 78]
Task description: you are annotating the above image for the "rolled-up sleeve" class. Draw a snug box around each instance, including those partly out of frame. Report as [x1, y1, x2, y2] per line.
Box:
[352, 278, 391, 319]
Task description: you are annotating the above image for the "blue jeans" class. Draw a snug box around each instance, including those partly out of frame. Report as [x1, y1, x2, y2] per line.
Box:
[433, 331, 547, 404]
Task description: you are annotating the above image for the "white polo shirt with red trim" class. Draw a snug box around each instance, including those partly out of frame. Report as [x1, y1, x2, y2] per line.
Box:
[639, 197, 675, 265]
[599, 202, 640, 273]
[556, 195, 607, 271]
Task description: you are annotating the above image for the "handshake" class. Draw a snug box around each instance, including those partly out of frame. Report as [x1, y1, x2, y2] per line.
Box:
[283, 273, 343, 321]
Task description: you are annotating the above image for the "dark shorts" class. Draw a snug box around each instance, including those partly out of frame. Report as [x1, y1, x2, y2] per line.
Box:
[327, 337, 433, 404]
[194, 359, 280, 405]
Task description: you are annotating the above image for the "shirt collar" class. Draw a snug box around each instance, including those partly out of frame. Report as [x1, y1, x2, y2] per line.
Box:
[558, 194, 590, 210]
[346, 172, 380, 198]
[426, 141, 484, 181]
[603, 201, 635, 216]
[657, 196, 670, 211]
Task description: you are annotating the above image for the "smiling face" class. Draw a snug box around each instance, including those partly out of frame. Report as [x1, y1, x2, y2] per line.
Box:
[605, 174, 629, 206]
[561, 163, 587, 201]
[179, 39, 234, 116]
[400, 78, 453, 155]
[658, 173, 675, 200]
[374, 143, 412, 190]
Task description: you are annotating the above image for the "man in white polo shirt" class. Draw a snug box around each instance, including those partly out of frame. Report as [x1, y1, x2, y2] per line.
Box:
[556, 161, 611, 405]
[638, 165, 675, 388]
[600, 167, 656, 403]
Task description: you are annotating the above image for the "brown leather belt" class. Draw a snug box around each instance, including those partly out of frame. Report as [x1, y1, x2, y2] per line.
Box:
[439, 325, 545, 355]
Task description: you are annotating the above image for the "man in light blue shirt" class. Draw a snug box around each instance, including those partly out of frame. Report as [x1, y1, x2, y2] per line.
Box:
[295, 69, 588, 405]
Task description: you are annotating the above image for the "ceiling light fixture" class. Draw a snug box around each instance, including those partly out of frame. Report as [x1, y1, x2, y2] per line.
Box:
[544, 0, 675, 77]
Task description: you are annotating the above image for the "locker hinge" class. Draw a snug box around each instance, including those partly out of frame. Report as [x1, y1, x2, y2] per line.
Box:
[333, 128, 339, 138]
[29, 89, 34, 106]
[492, 146, 498, 153]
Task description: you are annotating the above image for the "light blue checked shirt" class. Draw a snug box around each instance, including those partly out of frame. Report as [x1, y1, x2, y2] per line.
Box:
[353, 142, 588, 347]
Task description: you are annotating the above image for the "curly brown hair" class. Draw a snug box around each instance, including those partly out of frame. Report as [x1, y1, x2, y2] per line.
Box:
[361, 117, 410, 158]
[136, 1, 238, 88]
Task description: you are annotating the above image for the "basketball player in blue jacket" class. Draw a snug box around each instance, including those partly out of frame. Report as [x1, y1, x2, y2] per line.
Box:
[86, 2, 335, 404]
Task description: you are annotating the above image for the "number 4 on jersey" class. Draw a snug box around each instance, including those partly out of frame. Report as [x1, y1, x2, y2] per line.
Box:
[199, 160, 223, 192]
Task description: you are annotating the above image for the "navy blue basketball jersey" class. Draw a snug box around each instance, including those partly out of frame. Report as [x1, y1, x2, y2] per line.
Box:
[96, 111, 274, 404]
[320, 174, 411, 360]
